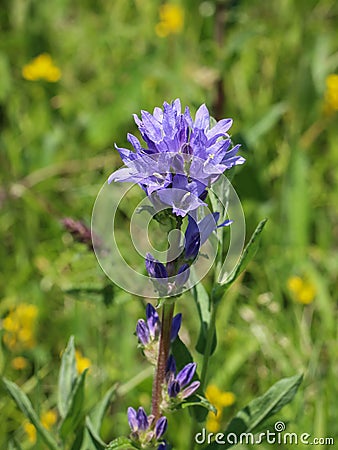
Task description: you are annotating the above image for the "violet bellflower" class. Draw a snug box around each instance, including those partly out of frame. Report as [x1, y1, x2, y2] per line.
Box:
[108, 99, 245, 217]
[161, 355, 200, 411]
[136, 303, 182, 364]
[127, 406, 168, 449]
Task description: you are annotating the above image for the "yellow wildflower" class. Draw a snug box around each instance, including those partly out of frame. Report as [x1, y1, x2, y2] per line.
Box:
[287, 275, 316, 305]
[75, 349, 91, 374]
[11, 356, 29, 370]
[22, 53, 61, 82]
[205, 385, 236, 433]
[24, 410, 57, 444]
[206, 415, 221, 433]
[24, 422, 37, 444]
[155, 4, 184, 38]
[323, 74, 338, 114]
[2, 304, 38, 351]
[41, 410, 57, 430]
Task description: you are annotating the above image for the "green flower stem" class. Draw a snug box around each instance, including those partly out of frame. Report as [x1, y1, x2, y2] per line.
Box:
[151, 301, 174, 420]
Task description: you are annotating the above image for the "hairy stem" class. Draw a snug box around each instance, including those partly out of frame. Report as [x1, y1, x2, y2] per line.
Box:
[151, 302, 174, 420]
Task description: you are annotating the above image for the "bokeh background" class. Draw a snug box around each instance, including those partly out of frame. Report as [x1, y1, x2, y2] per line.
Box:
[0, 0, 337, 448]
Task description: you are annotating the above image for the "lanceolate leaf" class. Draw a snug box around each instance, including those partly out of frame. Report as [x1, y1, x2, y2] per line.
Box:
[204, 374, 303, 449]
[85, 416, 106, 450]
[89, 384, 117, 432]
[80, 385, 117, 450]
[2, 378, 60, 450]
[214, 219, 267, 302]
[193, 283, 217, 356]
[58, 336, 77, 418]
[59, 369, 88, 439]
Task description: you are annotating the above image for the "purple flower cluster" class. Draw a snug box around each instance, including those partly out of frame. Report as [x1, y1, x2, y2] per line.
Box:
[127, 406, 168, 449]
[109, 99, 244, 217]
[136, 304, 181, 364]
[161, 355, 200, 411]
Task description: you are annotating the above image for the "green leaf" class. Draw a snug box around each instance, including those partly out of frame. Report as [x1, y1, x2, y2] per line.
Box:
[85, 416, 106, 449]
[70, 426, 85, 450]
[59, 369, 88, 439]
[106, 436, 138, 449]
[204, 374, 303, 449]
[2, 378, 60, 450]
[58, 335, 77, 418]
[80, 385, 117, 450]
[215, 219, 267, 300]
[90, 384, 117, 432]
[172, 336, 194, 368]
[193, 283, 217, 356]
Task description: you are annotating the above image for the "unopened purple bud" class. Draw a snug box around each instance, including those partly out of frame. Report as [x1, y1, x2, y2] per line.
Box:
[146, 253, 168, 279]
[168, 380, 180, 398]
[155, 416, 168, 439]
[136, 407, 149, 431]
[127, 407, 138, 432]
[146, 303, 160, 338]
[170, 314, 182, 342]
[176, 363, 196, 388]
[136, 319, 149, 345]
[185, 232, 200, 259]
[180, 380, 201, 399]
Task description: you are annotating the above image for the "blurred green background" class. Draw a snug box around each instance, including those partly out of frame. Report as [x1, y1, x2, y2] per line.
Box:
[0, 0, 337, 448]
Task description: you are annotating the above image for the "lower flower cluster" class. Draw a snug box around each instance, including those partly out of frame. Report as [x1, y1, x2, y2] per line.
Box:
[128, 303, 202, 449]
[127, 406, 168, 449]
[161, 355, 200, 411]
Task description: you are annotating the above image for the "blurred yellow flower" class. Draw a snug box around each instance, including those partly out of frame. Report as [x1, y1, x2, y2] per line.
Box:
[75, 349, 91, 374]
[41, 410, 57, 429]
[2, 304, 38, 351]
[205, 385, 236, 432]
[155, 4, 184, 38]
[24, 422, 37, 443]
[323, 74, 338, 115]
[22, 53, 61, 82]
[287, 275, 316, 305]
[11, 356, 29, 370]
[24, 410, 57, 444]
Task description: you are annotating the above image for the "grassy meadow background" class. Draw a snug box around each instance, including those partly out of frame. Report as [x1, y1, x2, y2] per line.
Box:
[0, 0, 337, 448]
